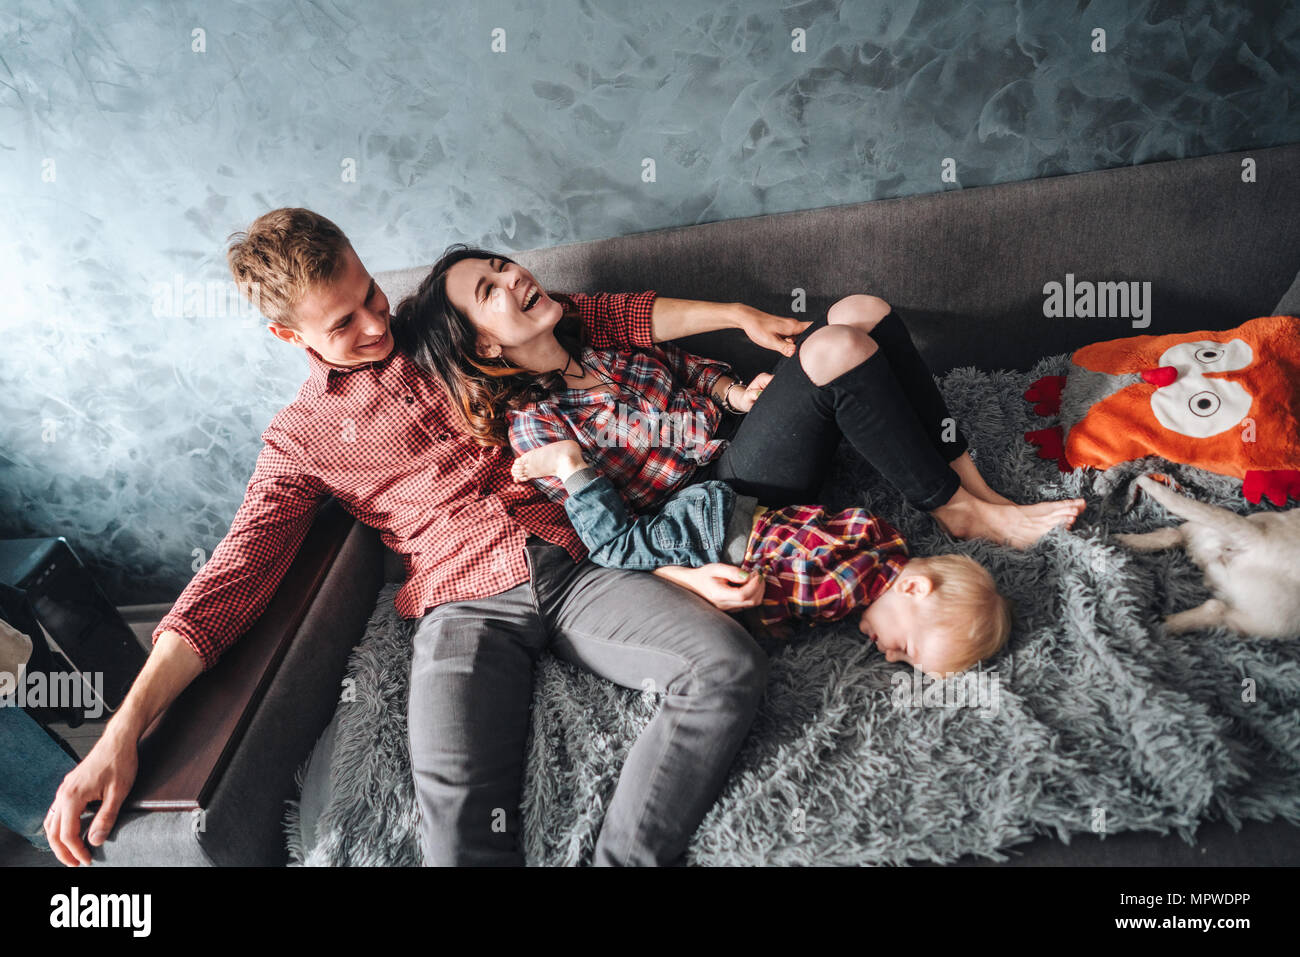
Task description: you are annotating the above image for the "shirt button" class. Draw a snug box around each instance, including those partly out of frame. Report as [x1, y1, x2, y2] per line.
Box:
[437, 432, 451, 441]
[404, 396, 414, 405]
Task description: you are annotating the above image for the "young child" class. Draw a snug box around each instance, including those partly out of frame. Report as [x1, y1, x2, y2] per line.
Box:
[512, 439, 1012, 677]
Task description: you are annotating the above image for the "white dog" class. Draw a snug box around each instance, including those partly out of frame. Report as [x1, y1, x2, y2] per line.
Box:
[1115, 475, 1300, 638]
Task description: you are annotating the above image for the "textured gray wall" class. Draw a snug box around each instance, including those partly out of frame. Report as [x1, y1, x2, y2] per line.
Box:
[2, 0, 1298, 603]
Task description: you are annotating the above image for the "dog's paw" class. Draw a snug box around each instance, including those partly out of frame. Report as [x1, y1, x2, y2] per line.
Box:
[1112, 527, 1183, 552]
[1126, 473, 1188, 515]
[1137, 473, 1182, 493]
[1162, 600, 1227, 634]
[1124, 473, 1178, 511]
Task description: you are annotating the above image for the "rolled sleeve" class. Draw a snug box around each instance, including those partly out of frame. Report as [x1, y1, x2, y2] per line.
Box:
[562, 291, 657, 351]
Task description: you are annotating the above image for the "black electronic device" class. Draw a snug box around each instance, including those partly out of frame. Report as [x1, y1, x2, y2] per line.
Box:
[0, 537, 147, 717]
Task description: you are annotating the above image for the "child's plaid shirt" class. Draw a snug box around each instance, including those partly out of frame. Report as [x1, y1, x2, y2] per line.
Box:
[742, 504, 911, 627]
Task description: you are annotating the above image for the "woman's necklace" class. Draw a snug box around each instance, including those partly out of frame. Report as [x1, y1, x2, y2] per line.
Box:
[560, 351, 586, 381]
[560, 349, 656, 409]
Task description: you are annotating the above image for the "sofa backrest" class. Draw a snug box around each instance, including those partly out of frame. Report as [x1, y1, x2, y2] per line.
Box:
[378, 142, 1300, 377]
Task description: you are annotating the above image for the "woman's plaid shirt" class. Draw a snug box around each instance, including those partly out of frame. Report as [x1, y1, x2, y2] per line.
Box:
[506, 343, 732, 513]
[153, 291, 657, 670]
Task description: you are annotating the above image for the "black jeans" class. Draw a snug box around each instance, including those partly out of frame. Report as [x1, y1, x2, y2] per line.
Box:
[693, 310, 967, 510]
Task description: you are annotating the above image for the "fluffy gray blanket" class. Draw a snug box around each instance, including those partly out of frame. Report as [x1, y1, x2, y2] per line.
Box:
[285, 355, 1300, 865]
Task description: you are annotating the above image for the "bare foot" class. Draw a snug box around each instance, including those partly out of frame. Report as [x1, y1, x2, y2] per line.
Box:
[950, 452, 1016, 506]
[931, 486, 1086, 549]
[511, 439, 587, 483]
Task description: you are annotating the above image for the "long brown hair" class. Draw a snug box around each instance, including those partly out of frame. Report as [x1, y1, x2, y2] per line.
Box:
[391, 244, 588, 447]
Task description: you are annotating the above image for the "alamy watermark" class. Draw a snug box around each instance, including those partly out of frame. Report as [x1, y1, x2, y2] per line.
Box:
[152, 274, 262, 323]
[50, 887, 151, 937]
[891, 666, 1000, 716]
[1042, 273, 1151, 329]
[593, 403, 711, 450]
[0, 665, 105, 720]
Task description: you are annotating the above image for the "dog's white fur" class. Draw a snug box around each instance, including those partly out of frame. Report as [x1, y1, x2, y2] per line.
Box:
[1115, 475, 1300, 638]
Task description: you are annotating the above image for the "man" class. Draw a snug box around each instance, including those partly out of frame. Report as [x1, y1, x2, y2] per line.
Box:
[44, 208, 809, 866]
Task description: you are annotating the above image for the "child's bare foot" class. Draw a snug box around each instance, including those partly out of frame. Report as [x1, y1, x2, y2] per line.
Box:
[511, 439, 587, 483]
[931, 486, 1085, 549]
[950, 452, 1016, 506]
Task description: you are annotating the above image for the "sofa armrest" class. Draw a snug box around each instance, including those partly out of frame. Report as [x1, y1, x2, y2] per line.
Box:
[94, 500, 385, 865]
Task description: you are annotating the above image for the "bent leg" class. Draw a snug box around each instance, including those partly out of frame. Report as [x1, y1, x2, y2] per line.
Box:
[798, 323, 963, 510]
[706, 313, 961, 510]
[829, 295, 969, 463]
[528, 541, 768, 866]
[712, 299, 1082, 545]
[702, 316, 843, 504]
[828, 297, 1037, 509]
[407, 585, 545, 865]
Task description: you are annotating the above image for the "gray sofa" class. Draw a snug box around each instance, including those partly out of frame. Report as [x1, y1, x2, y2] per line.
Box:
[94, 141, 1300, 865]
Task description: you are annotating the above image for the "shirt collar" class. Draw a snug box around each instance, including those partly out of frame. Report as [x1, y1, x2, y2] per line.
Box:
[304, 345, 401, 393]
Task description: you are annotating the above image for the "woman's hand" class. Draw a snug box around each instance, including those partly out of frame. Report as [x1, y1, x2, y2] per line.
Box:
[729, 373, 772, 413]
[734, 304, 811, 357]
[653, 563, 764, 611]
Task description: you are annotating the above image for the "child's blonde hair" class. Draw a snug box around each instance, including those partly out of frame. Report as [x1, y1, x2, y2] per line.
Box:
[908, 554, 1012, 673]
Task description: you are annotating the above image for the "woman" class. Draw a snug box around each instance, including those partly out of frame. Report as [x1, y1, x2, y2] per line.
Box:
[393, 245, 1085, 604]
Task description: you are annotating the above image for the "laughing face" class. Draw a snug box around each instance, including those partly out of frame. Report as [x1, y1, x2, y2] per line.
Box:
[443, 255, 563, 361]
[269, 244, 393, 367]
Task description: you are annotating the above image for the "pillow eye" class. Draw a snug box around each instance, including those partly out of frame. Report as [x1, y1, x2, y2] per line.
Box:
[1194, 347, 1222, 363]
[1188, 391, 1221, 417]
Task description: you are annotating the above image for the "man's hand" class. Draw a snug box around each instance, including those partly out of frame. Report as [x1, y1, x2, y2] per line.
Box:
[653, 563, 764, 611]
[43, 628, 203, 866]
[734, 304, 811, 357]
[45, 727, 138, 866]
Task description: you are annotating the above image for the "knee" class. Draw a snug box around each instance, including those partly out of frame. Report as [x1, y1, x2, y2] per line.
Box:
[798, 324, 878, 386]
[695, 624, 769, 703]
[827, 294, 891, 333]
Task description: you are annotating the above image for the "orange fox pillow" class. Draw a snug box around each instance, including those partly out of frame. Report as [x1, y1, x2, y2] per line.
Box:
[1024, 315, 1300, 505]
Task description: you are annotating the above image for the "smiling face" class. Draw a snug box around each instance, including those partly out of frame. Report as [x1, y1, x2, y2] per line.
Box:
[269, 245, 393, 366]
[858, 571, 965, 676]
[443, 255, 564, 361]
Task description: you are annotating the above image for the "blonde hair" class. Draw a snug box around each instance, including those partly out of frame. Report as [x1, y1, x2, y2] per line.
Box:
[909, 554, 1012, 673]
[226, 208, 351, 327]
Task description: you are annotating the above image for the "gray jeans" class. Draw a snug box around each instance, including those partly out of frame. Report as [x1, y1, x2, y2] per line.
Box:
[407, 536, 768, 866]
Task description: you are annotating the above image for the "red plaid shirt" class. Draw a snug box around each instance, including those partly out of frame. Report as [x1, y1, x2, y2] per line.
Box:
[506, 342, 732, 513]
[153, 290, 657, 670]
[742, 505, 911, 627]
